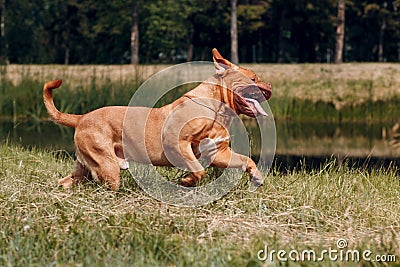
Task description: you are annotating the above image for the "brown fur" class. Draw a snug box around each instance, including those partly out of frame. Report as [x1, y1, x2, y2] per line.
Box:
[44, 49, 272, 190]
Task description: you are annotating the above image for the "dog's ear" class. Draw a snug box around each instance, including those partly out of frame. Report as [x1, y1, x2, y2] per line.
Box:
[212, 48, 238, 74]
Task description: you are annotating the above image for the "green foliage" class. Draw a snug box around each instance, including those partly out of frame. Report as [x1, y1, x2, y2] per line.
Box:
[140, 0, 192, 62]
[346, 0, 400, 61]
[1, 0, 399, 64]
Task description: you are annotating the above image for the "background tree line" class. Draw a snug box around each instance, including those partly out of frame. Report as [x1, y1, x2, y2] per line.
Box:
[0, 0, 399, 64]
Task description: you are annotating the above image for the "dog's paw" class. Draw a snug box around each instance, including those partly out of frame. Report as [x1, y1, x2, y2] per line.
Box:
[249, 170, 264, 192]
[250, 176, 263, 187]
[249, 176, 263, 192]
[58, 176, 75, 189]
[180, 170, 205, 187]
[180, 177, 197, 187]
[180, 173, 201, 187]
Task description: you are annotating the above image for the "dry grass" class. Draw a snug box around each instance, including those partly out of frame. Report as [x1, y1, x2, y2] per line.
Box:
[248, 65, 400, 115]
[3, 63, 400, 102]
[1, 64, 167, 86]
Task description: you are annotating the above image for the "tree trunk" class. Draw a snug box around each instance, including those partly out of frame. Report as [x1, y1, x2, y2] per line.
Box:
[230, 0, 238, 64]
[186, 44, 193, 62]
[397, 21, 400, 61]
[277, 5, 288, 63]
[65, 47, 69, 65]
[64, 32, 69, 65]
[378, 21, 386, 62]
[335, 0, 345, 64]
[0, 0, 8, 64]
[130, 0, 139, 64]
[186, 24, 194, 62]
[64, 4, 71, 65]
[397, 24, 400, 61]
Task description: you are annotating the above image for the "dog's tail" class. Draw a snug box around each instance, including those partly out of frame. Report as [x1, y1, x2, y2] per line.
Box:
[43, 80, 82, 128]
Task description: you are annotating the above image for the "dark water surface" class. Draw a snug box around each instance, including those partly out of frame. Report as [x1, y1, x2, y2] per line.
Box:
[1, 120, 399, 172]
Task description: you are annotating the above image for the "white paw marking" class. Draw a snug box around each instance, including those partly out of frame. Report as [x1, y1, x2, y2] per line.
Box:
[118, 159, 130, 170]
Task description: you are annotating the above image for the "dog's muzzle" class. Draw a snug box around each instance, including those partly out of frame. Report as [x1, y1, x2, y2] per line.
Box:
[234, 82, 272, 117]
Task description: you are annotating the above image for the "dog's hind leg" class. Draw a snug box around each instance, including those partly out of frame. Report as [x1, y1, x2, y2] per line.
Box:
[74, 133, 122, 190]
[58, 160, 91, 189]
[79, 153, 120, 191]
[90, 160, 121, 190]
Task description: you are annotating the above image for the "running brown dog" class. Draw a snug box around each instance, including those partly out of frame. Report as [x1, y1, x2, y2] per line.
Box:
[43, 49, 272, 190]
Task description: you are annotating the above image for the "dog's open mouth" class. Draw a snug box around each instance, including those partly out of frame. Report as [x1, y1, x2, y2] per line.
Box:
[234, 82, 272, 117]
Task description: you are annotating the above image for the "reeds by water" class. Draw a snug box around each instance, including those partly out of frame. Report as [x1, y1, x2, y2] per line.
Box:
[0, 64, 399, 123]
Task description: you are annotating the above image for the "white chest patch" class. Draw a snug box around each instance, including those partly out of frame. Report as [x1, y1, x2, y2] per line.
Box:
[198, 136, 229, 159]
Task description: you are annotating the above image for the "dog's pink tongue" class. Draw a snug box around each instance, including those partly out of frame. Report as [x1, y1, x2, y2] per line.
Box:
[245, 98, 268, 116]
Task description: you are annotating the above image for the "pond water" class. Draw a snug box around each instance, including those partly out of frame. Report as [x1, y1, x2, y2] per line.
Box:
[1, 120, 399, 173]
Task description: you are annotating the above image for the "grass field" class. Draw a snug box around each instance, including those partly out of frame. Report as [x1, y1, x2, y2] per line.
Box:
[0, 143, 399, 266]
[0, 64, 399, 266]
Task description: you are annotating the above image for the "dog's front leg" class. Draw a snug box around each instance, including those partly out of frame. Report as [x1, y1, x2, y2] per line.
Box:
[211, 148, 264, 187]
[179, 150, 206, 186]
[180, 170, 206, 187]
[164, 141, 206, 187]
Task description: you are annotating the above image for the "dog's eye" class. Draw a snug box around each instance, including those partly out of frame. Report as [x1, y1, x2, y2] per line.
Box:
[251, 78, 257, 82]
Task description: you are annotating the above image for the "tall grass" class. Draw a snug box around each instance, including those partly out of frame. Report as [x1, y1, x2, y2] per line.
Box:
[0, 64, 399, 123]
[0, 69, 143, 121]
[269, 97, 400, 123]
[0, 143, 399, 266]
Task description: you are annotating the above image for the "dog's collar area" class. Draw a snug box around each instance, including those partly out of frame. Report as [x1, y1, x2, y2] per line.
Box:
[217, 76, 238, 114]
[183, 95, 232, 117]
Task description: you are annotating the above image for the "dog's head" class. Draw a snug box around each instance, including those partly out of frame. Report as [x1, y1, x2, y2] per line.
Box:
[212, 48, 272, 117]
